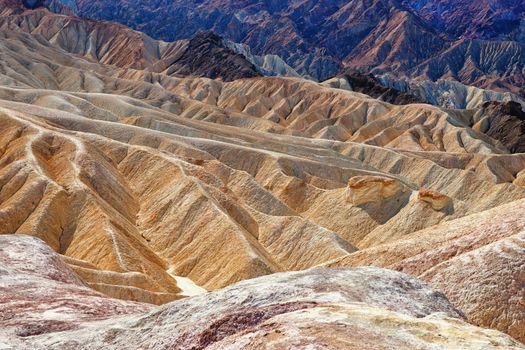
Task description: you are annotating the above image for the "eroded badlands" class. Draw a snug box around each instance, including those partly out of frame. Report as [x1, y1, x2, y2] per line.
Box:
[0, 4, 524, 348]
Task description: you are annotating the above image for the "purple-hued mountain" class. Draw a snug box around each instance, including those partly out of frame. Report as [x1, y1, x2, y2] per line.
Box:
[405, 0, 525, 42]
[21, 0, 525, 95]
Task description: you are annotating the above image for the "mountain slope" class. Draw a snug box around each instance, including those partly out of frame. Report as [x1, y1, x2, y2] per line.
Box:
[328, 195, 525, 343]
[2, 235, 523, 350]
[71, 0, 445, 81]
[405, 0, 525, 43]
[0, 3, 262, 81]
[51, 0, 525, 96]
[323, 71, 427, 105]
[378, 76, 525, 109]
[1, 3, 525, 345]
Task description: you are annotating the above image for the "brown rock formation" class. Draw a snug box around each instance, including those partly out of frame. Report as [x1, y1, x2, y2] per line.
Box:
[418, 189, 452, 211]
[1, 7, 525, 303]
[347, 175, 408, 206]
[0, 4, 524, 346]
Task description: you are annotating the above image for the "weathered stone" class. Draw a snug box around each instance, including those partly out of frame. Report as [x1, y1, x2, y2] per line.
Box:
[347, 176, 408, 206]
[418, 189, 452, 211]
[1, 235, 523, 350]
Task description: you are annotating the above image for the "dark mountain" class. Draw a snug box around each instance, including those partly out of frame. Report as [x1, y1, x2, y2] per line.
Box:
[334, 71, 427, 105]
[22, 0, 45, 8]
[474, 101, 525, 153]
[165, 31, 262, 81]
[0, 0, 72, 14]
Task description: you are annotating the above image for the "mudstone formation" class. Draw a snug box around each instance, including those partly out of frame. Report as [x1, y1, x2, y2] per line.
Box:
[0, 2, 524, 349]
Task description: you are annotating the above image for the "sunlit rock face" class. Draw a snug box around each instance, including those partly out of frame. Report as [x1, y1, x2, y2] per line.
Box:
[2, 235, 524, 350]
[346, 176, 409, 206]
[329, 197, 525, 343]
[0, 2, 525, 347]
[418, 189, 452, 211]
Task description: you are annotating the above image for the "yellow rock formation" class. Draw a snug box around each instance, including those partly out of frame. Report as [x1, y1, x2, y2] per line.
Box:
[0, 5, 524, 345]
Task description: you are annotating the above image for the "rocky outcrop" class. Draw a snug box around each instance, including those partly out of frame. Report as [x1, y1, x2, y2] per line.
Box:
[0, 235, 153, 346]
[324, 72, 426, 105]
[418, 189, 452, 211]
[329, 197, 525, 343]
[2, 235, 524, 350]
[223, 39, 302, 78]
[164, 31, 262, 81]
[347, 176, 409, 206]
[206, 305, 523, 350]
[473, 101, 525, 153]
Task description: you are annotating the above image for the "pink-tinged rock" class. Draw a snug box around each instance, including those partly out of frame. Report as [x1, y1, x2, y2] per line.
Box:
[0, 235, 152, 347]
[1, 235, 523, 349]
